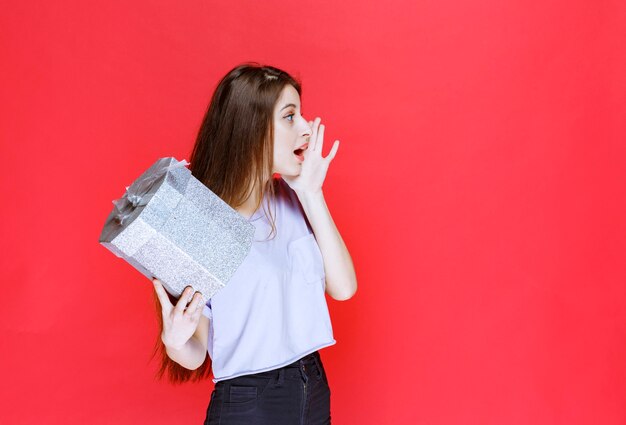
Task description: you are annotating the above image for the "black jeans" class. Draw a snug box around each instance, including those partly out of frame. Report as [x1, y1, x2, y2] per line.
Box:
[204, 351, 331, 425]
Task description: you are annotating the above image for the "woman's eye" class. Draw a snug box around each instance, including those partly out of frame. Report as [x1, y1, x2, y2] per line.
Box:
[285, 113, 295, 122]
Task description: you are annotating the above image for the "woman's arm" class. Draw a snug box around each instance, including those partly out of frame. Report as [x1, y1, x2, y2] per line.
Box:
[297, 190, 357, 301]
[153, 279, 209, 370]
[164, 315, 209, 370]
[282, 116, 356, 300]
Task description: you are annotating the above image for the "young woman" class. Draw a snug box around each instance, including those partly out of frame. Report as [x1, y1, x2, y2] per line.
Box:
[151, 63, 357, 424]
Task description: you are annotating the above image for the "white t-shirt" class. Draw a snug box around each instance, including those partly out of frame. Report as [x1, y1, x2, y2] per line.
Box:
[202, 177, 336, 383]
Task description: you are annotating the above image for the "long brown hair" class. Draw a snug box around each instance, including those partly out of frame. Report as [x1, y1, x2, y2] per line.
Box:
[151, 62, 302, 384]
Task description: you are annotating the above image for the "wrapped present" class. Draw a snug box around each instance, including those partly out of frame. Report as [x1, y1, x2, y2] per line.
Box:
[98, 157, 255, 305]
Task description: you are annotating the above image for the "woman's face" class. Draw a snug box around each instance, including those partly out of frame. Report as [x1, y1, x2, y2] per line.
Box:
[271, 84, 312, 176]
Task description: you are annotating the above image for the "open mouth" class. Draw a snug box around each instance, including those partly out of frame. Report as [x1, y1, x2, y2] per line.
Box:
[293, 143, 308, 162]
[294, 149, 305, 162]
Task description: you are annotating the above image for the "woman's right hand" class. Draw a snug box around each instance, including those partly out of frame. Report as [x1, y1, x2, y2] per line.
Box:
[152, 278, 205, 350]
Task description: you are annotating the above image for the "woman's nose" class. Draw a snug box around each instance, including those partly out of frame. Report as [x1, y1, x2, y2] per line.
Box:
[300, 118, 312, 136]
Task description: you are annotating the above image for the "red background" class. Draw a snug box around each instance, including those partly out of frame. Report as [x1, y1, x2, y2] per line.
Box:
[1, 0, 625, 423]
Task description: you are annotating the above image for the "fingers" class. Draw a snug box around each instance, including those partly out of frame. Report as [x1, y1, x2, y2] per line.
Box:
[174, 286, 194, 315]
[185, 291, 205, 318]
[311, 117, 321, 150]
[326, 140, 340, 162]
[316, 123, 325, 152]
[154, 279, 205, 320]
[153, 279, 173, 315]
[307, 117, 337, 159]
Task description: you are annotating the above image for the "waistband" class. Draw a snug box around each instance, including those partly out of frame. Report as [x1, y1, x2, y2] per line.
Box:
[217, 351, 324, 385]
[283, 350, 320, 369]
[276, 351, 324, 382]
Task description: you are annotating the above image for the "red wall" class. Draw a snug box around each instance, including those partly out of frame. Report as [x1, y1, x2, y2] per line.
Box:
[1, 0, 625, 423]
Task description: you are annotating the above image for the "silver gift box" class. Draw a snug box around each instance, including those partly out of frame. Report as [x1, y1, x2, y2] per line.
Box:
[98, 157, 255, 304]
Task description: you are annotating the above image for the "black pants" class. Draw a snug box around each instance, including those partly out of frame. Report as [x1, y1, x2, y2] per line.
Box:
[204, 351, 331, 425]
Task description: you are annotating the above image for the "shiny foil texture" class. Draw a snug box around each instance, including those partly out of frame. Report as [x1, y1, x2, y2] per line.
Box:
[98, 157, 255, 304]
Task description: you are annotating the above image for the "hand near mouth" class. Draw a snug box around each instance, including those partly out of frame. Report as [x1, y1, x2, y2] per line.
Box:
[283, 117, 340, 195]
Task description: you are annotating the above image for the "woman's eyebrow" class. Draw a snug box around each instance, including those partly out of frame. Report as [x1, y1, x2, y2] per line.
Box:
[280, 103, 298, 111]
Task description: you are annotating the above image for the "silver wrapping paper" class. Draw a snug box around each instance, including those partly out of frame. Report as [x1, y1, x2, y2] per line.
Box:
[98, 157, 255, 305]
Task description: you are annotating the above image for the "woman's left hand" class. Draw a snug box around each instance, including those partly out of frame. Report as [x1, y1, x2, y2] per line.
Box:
[282, 117, 340, 194]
